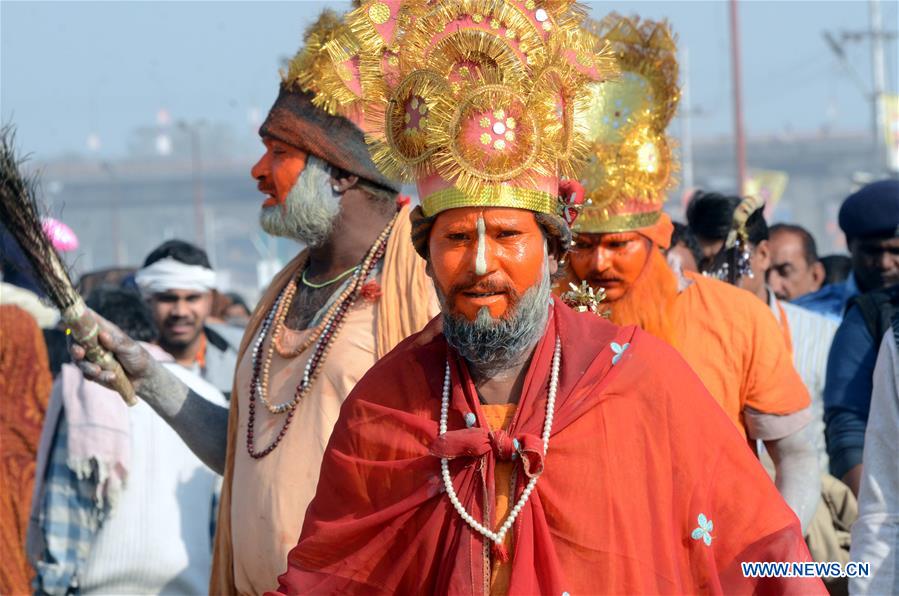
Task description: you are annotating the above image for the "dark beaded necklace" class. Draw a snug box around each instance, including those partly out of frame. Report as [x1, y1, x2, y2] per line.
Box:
[245, 214, 397, 458]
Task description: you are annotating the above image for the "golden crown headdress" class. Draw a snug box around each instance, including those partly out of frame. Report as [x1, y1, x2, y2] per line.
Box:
[333, 0, 617, 218]
[279, 9, 369, 125]
[264, 8, 400, 192]
[575, 13, 680, 234]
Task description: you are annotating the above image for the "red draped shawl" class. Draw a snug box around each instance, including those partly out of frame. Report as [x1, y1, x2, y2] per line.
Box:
[270, 298, 824, 595]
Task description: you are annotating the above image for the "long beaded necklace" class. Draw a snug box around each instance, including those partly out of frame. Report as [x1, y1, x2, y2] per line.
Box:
[271, 265, 360, 359]
[439, 337, 561, 545]
[245, 213, 398, 458]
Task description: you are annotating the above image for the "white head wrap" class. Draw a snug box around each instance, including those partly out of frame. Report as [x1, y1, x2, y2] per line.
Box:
[134, 257, 217, 297]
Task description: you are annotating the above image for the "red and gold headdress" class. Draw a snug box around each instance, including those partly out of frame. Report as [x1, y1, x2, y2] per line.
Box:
[574, 14, 680, 240]
[337, 0, 617, 220]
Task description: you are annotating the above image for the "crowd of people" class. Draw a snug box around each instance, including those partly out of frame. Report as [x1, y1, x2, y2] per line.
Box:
[1, 1, 898, 594]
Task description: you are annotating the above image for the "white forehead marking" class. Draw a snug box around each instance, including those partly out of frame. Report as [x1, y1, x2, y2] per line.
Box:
[475, 214, 487, 276]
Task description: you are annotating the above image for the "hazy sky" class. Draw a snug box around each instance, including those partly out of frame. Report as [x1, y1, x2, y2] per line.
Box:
[2, 0, 896, 160]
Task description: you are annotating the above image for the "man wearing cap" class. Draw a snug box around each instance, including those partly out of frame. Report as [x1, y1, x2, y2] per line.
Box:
[270, 4, 821, 594]
[685, 193, 861, 588]
[135, 240, 241, 398]
[69, 10, 435, 594]
[820, 180, 899, 496]
[557, 15, 818, 534]
[793, 179, 899, 319]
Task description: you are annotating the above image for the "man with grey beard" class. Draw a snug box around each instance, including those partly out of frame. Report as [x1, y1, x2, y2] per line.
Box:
[273, 197, 821, 593]
[68, 9, 436, 594]
[257, 154, 341, 249]
[439, 242, 553, 381]
[269, 2, 815, 587]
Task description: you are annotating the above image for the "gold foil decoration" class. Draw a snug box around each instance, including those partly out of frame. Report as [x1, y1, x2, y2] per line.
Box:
[345, 0, 618, 213]
[577, 13, 681, 230]
[368, 2, 391, 25]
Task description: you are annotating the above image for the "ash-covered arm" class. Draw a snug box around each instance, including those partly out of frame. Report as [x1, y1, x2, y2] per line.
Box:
[71, 311, 228, 474]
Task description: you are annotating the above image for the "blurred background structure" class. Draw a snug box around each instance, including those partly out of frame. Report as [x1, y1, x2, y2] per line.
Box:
[2, 0, 896, 306]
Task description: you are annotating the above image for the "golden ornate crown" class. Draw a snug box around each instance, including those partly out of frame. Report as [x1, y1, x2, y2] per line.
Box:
[574, 13, 680, 234]
[266, 8, 400, 191]
[327, 0, 618, 218]
[280, 9, 369, 125]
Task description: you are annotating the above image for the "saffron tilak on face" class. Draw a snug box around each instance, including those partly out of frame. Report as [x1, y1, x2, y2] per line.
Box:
[429, 207, 548, 321]
[250, 138, 308, 208]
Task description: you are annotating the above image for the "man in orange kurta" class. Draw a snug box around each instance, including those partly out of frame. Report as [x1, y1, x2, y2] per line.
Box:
[560, 13, 820, 534]
[268, 2, 822, 594]
[0, 305, 51, 594]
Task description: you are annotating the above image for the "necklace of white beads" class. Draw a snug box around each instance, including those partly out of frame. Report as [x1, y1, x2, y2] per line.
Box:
[439, 336, 561, 546]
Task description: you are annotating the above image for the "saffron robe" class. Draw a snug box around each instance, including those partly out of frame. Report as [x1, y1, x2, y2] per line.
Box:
[271, 298, 825, 595]
[672, 272, 812, 439]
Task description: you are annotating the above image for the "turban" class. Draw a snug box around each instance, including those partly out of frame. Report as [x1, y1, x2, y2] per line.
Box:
[134, 258, 217, 297]
[260, 87, 400, 194]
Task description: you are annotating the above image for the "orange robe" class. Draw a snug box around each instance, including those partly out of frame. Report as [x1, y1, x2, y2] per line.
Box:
[0, 305, 51, 594]
[482, 404, 516, 595]
[271, 299, 823, 594]
[672, 272, 811, 439]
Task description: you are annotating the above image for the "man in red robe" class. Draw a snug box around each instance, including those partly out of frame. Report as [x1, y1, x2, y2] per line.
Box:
[268, 2, 824, 594]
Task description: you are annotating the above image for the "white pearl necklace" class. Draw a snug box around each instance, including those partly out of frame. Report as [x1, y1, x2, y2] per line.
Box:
[439, 337, 561, 546]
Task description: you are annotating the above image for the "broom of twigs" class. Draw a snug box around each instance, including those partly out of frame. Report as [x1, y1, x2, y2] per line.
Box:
[0, 125, 136, 405]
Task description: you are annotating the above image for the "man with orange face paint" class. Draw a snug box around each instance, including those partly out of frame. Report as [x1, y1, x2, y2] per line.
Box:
[269, 3, 821, 594]
[560, 14, 819, 535]
[67, 10, 437, 595]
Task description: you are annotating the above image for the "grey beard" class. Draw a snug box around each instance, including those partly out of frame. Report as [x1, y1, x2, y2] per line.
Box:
[259, 155, 340, 247]
[439, 262, 552, 380]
